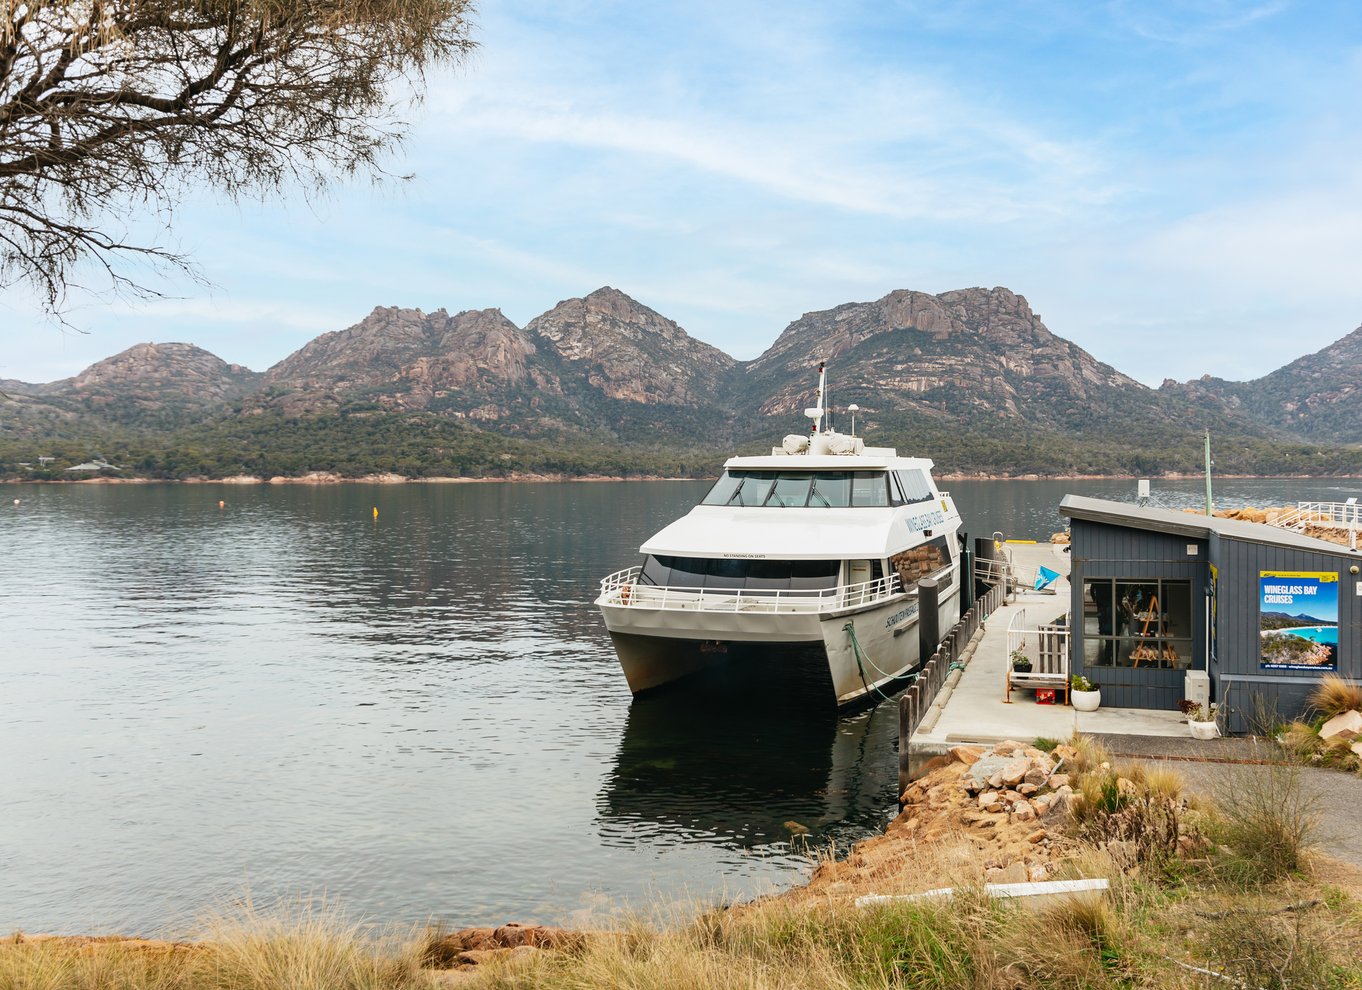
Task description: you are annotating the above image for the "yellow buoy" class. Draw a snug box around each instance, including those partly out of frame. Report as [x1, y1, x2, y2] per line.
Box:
[372, 506, 379, 520]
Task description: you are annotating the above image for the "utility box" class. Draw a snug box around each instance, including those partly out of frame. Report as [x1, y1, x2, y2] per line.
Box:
[1185, 670, 1210, 710]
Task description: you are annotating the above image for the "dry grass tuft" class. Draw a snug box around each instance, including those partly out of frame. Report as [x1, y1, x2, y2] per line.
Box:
[200, 900, 428, 990]
[0, 901, 438, 990]
[1203, 906, 1338, 989]
[1310, 674, 1362, 719]
[1140, 764, 1189, 803]
[1279, 719, 1323, 756]
[1063, 733, 1111, 778]
[1212, 763, 1321, 884]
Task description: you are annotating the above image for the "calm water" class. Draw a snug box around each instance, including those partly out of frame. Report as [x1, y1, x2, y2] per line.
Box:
[1282, 626, 1340, 645]
[2, 476, 1358, 935]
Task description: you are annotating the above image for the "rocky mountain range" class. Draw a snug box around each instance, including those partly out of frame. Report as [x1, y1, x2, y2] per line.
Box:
[743, 287, 1165, 429]
[1, 342, 262, 430]
[3, 285, 1359, 478]
[1158, 323, 1362, 445]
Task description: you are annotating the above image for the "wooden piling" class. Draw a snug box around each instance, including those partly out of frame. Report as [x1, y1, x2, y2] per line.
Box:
[898, 581, 1004, 806]
[917, 577, 940, 672]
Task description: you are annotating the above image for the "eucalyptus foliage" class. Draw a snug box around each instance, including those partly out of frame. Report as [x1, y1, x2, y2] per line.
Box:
[0, 0, 476, 311]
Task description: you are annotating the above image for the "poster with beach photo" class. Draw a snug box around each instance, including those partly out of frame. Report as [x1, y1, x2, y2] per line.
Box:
[1259, 570, 1339, 671]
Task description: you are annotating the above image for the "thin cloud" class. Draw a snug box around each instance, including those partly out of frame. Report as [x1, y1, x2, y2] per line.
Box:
[1105, 0, 1289, 45]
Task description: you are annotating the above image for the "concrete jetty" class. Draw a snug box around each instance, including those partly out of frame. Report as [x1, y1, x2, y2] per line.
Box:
[912, 540, 1186, 751]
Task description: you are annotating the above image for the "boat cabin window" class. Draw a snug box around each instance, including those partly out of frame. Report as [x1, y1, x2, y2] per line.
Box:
[890, 536, 953, 590]
[849, 473, 889, 506]
[638, 555, 840, 592]
[768, 472, 814, 507]
[891, 469, 935, 505]
[809, 473, 851, 506]
[730, 472, 777, 507]
[701, 471, 744, 506]
[701, 470, 890, 508]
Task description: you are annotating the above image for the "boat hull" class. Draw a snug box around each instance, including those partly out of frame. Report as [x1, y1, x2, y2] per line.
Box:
[601, 582, 962, 706]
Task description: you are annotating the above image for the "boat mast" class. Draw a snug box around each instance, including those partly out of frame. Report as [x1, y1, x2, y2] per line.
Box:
[804, 361, 826, 434]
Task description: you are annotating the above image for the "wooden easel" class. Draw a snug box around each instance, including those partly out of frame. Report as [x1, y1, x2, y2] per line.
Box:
[1129, 594, 1177, 667]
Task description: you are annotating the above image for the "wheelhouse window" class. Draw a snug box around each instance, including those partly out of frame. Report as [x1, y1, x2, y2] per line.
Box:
[701, 471, 891, 508]
[1082, 579, 1193, 669]
[809, 472, 851, 507]
[637, 555, 840, 593]
[892, 469, 935, 505]
[767, 473, 814, 507]
[850, 473, 889, 507]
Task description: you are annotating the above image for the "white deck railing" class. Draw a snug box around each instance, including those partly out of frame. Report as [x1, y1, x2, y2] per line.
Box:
[1273, 500, 1362, 533]
[597, 566, 907, 614]
[975, 555, 1038, 594]
[1005, 607, 1072, 675]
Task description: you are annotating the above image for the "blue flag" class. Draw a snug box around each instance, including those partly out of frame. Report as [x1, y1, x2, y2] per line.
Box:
[1034, 566, 1060, 590]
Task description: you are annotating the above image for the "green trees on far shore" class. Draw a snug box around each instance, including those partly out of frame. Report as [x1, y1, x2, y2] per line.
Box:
[3, 409, 1362, 482]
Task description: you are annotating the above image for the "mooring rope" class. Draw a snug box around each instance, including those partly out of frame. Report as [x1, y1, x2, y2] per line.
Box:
[843, 621, 917, 703]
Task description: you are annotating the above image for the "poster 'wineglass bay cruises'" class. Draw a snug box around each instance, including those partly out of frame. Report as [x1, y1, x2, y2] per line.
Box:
[1259, 570, 1339, 671]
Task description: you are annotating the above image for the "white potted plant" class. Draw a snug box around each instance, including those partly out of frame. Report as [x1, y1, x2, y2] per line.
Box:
[1185, 701, 1220, 739]
[1070, 674, 1100, 712]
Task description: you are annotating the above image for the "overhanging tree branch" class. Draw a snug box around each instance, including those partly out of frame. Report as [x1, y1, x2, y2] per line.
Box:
[0, 0, 477, 315]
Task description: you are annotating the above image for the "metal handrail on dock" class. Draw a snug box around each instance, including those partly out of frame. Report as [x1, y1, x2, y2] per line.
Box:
[1273, 500, 1362, 534]
[974, 555, 1036, 596]
[1005, 607, 1071, 660]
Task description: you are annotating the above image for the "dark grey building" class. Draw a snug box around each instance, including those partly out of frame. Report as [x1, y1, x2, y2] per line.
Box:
[1061, 496, 1361, 732]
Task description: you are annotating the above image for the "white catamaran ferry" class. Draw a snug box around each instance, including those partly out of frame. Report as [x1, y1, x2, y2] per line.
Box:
[596, 365, 964, 707]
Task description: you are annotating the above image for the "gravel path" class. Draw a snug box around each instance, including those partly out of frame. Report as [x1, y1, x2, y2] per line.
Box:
[1088, 733, 1362, 870]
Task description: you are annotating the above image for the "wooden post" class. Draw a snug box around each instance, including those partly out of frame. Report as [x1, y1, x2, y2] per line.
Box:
[898, 688, 912, 803]
[918, 577, 940, 676]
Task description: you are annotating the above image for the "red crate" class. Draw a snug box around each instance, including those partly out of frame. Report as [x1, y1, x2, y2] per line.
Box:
[1035, 688, 1056, 705]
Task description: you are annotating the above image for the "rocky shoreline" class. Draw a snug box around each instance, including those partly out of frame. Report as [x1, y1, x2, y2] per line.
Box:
[7, 471, 1360, 485]
[13, 735, 1362, 988]
[0, 740, 1176, 977]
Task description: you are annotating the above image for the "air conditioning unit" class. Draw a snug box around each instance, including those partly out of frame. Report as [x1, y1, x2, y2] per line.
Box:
[1184, 670, 1210, 710]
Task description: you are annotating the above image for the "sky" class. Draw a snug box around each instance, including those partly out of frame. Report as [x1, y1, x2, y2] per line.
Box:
[3, 0, 1362, 386]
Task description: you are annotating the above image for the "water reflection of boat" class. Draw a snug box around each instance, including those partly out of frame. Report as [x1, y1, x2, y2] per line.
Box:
[597, 670, 900, 852]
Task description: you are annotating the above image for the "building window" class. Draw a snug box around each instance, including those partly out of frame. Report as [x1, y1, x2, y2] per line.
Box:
[1082, 579, 1193, 668]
